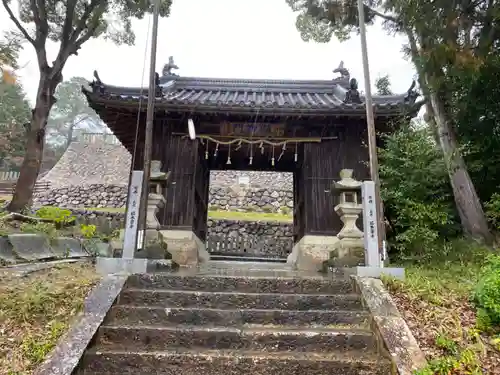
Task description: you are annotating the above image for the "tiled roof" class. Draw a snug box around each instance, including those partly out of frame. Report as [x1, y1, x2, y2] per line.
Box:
[83, 72, 420, 116]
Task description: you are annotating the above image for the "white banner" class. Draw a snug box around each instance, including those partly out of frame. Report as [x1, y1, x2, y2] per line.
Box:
[361, 181, 380, 267]
[122, 170, 144, 258]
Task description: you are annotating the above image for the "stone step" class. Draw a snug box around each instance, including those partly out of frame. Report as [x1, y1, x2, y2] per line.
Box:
[117, 289, 363, 311]
[209, 255, 287, 263]
[105, 305, 370, 327]
[125, 273, 354, 294]
[202, 260, 294, 271]
[96, 324, 376, 352]
[78, 349, 391, 375]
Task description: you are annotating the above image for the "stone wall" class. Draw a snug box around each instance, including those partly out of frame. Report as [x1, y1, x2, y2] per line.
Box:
[33, 183, 295, 213]
[210, 171, 292, 189]
[37, 140, 294, 217]
[34, 184, 127, 208]
[206, 218, 293, 258]
[209, 186, 293, 213]
[40, 141, 131, 188]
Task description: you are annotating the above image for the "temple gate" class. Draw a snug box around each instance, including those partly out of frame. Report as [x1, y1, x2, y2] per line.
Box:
[84, 60, 419, 270]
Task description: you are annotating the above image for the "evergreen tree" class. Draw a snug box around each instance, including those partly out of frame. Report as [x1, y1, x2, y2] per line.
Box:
[0, 79, 31, 170]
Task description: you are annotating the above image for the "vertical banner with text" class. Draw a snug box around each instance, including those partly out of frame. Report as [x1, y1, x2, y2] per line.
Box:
[361, 181, 381, 267]
[123, 170, 144, 258]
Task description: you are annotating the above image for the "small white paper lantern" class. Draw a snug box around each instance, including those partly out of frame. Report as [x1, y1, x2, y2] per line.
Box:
[188, 118, 196, 140]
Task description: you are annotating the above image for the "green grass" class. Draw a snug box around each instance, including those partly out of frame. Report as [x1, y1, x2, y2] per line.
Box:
[387, 240, 490, 300]
[207, 210, 292, 222]
[0, 263, 99, 374]
[79, 207, 292, 222]
[80, 207, 125, 213]
[383, 240, 500, 374]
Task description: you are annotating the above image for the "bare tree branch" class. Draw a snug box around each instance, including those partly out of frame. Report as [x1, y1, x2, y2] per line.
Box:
[50, 0, 101, 77]
[369, 7, 398, 24]
[29, 0, 42, 38]
[51, 0, 79, 77]
[61, 0, 78, 48]
[1, 0, 35, 45]
[35, 0, 49, 35]
[27, 0, 49, 68]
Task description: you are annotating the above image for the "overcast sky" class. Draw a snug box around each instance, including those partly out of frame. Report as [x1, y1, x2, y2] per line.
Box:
[1, 0, 415, 104]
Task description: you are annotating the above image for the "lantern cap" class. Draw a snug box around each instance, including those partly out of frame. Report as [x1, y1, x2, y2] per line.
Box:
[332, 169, 362, 191]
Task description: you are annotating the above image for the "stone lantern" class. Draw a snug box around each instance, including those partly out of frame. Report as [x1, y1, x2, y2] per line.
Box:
[329, 169, 365, 267]
[332, 169, 363, 240]
[147, 160, 170, 230]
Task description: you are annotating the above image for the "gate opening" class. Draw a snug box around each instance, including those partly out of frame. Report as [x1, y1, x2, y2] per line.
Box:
[206, 170, 294, 262]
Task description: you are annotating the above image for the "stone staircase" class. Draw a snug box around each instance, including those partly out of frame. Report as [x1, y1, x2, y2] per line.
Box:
[75, 262, 392, 374]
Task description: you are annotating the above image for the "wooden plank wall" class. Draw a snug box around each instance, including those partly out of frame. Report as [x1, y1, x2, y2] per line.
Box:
[157, 133, 197, 230]
[151, 118, 370, 239]
[302, 124, 369, 236]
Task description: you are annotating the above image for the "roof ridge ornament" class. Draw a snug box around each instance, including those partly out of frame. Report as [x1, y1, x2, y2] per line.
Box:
[90, 70, 105, 93]
[162, 56, 179, 77]
[333, 61, 350, 81]
[344, 78, 362, 104]
[404, 80, 419, 103]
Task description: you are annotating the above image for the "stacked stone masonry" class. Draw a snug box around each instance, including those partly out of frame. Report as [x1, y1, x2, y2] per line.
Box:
[35, 141, 293, 212]
[209, 186, 293, 214]
[33, 140, 295, 260]
[207, 219, 293, 258]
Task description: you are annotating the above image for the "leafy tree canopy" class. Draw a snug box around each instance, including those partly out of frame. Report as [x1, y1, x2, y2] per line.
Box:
[0, 79, 31, 170]
[0, 31, 22, 84]
[3, 0, 173, 53]
[47, 76, 106, 146]
[375, 74, 392, 95]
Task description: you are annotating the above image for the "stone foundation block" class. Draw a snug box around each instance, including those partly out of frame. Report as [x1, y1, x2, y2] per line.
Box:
[330, 246, 365, 267]
[287, 235, 339, 272]
[159, 230, 209, 267]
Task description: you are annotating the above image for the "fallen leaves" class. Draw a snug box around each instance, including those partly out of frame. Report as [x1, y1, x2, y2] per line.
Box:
[386, 267, 500, 374]
[0, 262, 99, 375]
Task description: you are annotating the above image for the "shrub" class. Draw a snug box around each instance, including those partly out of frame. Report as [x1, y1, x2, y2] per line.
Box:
[379, 125, 460, 260]
[80, 224, 97, 239]
[35, 206, 75, 226]
[473, 254, 500, 330]
[485, 193, 500, 231]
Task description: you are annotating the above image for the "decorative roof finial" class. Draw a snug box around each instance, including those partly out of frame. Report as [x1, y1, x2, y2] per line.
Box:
[344, 78, 362, 104]
[404, 80, 419, 103]
[333, 61, 350, 81]
[162, 56, 179, 77]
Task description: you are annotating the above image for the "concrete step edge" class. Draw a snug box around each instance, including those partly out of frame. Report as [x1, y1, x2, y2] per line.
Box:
[121, 288, 361, 299]
[85, 348, 388, 363]
[98, 323, 374, 336]
[128, 273, 345, 281]
[107, 304, 371, 318]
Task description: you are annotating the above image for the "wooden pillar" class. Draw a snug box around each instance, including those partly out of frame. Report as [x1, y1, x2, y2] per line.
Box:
[293, 146, 305, 243]
[192, 141, 210, 241]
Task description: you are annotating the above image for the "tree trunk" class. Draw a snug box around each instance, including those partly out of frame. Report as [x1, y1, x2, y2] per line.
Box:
[7, 72, 60, 212]
[405, 29, 440, 142]
[426, 74, 493, 243]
